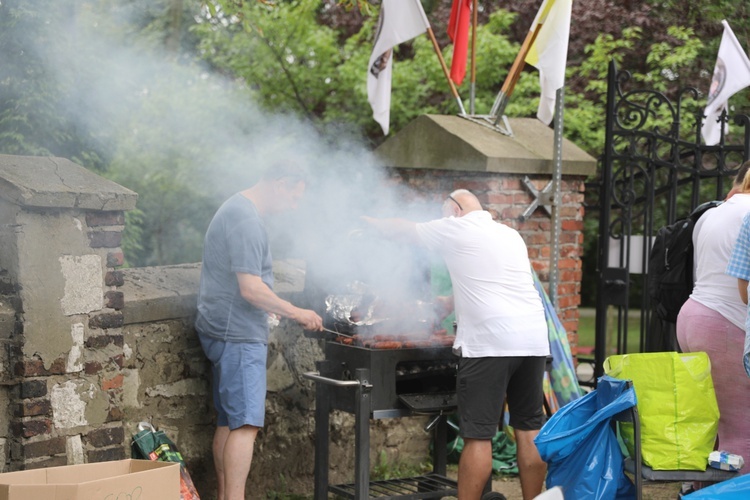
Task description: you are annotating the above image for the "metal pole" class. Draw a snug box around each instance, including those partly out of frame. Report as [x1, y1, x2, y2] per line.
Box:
[425, 27, 467, 115]
[469, 0, 478, 115]
[549, 87, 564, 309]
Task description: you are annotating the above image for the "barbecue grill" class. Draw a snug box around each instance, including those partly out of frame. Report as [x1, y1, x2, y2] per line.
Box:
[303, 336, 461, 500]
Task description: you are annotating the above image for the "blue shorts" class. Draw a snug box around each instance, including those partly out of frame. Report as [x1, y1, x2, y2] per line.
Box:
[199, 336, 267, 430]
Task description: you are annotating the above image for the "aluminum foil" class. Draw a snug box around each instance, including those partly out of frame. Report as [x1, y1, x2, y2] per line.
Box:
[325, 285, 381, 326]
[324, 281, 435, 327]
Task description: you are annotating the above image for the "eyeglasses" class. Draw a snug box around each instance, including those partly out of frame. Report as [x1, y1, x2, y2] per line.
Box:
[448, 195, 463, 211]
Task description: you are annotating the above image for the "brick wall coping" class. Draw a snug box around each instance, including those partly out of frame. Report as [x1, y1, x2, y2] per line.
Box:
[375, 114, 597, 176]
[120, 260, 308, 326]
[0, 155, 137, 210]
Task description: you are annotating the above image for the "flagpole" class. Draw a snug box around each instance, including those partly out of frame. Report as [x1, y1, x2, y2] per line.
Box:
[469, 0, 478, 115]
[426, 26, 467, 115]
[490, 22, 543, 122]
[549, 86, 564, 309]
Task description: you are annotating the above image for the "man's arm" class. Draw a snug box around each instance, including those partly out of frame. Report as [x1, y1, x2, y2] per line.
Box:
[360, 216, 419, 244]
[739, 278, 749, 305]
[237, 273, 323, 331]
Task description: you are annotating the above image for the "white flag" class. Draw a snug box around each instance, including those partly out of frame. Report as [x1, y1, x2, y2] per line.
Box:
[702, 20, 750, 146]
[524, 0, 572, 125]
[367, 0, 429, 135]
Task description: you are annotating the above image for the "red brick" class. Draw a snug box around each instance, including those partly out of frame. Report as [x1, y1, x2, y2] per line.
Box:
[20, 437, 66, 459]
[86, 212, 125, 227]
[15, 359, 47, 377]
[15, 399, 51, 418]
[105, 270, 125, 287]
[102, 374, 123, 391]
[87, 447, 126, 463]
[107, 252, 125, 267]
[12, 419, 51, 438]
[89, 313, 124, 330]
[89, 231, 122, 248]
[87, 426, 125, 448]
[22, 455, 68, 469]
[104, 291, 124, 310]
[85, 361, 103, 375]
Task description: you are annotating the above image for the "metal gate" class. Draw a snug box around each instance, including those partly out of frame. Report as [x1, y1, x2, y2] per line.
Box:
[587, 60, 750, 382]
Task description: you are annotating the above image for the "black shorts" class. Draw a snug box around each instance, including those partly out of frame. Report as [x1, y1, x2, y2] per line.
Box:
[456, 356, 547, 439]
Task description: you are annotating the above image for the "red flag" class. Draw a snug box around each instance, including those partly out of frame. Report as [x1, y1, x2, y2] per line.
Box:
[448, 0, 471, 85]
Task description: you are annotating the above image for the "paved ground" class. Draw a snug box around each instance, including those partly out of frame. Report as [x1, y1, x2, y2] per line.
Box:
[439, 470, 681, 499]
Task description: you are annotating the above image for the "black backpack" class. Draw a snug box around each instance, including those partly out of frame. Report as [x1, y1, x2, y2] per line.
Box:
[648, 200, 723, 323]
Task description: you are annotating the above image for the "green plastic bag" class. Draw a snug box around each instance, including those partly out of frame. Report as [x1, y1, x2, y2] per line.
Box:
[604, 351, 719, 471]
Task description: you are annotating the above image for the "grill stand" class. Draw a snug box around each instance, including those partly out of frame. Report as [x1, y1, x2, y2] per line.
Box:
[305, 361, 458, 500]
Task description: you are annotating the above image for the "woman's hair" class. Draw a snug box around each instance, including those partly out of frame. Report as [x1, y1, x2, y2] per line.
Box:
[739, 160, 750, 193]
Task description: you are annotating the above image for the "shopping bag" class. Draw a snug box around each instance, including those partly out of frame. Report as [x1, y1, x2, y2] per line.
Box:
[132, 421, 200, 499]
[604, 351, 719, 470]
[535, 376, 637, 500]
[683, 474, 750, 499]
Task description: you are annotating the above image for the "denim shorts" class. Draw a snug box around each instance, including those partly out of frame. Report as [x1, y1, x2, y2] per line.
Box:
[199, 336, 267, 429]
[457, 356, 547, 439]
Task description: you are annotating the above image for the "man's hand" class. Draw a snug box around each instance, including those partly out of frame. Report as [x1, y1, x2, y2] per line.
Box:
[434, 295, 455, 321]
[292, 307, 323, 331]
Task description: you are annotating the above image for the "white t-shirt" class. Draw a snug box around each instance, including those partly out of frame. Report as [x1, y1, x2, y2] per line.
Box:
[416, 210, 549, 358]
[691, 193, 750, 329]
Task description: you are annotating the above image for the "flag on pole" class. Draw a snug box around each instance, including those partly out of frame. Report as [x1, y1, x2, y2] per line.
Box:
[447, 0, 471, 86]
[367, 0, 430, 135]
[524, 0, 572, 125]
[702, 20, 750, 146]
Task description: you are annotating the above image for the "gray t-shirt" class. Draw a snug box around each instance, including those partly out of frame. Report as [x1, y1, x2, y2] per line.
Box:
[195, 193, 273, 342]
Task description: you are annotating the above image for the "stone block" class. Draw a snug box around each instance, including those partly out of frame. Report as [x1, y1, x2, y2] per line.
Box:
[59, 254, 103, 315]
[86, 425, 124, 448]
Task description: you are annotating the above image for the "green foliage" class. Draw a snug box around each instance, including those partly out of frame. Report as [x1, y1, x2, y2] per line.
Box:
[371, 450, 432, 481]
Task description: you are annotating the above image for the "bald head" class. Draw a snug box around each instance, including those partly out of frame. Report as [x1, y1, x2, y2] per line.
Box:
[443, 189, 482, 217]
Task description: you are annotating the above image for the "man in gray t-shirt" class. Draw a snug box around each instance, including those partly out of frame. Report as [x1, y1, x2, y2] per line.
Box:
[195, 164, 322, 500]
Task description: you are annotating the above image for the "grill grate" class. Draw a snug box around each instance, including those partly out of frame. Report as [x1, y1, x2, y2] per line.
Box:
[329, 473, 458, 499]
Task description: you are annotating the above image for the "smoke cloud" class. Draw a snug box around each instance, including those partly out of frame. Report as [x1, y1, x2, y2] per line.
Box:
[9, 1, 443, 310]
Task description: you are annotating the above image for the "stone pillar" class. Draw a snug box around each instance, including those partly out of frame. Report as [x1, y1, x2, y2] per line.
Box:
[0, 155, 137, 470]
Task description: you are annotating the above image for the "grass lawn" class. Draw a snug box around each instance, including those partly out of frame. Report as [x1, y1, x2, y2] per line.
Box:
[577, 310, 645, 354]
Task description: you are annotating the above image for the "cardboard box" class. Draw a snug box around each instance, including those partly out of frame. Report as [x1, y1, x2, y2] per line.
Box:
[0, 459, 180, 500]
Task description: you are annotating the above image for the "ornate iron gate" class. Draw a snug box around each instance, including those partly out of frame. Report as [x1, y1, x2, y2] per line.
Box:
[588, 61, 750, 382]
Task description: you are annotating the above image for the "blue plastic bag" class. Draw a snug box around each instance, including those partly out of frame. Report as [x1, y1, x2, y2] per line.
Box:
[684, 474, 750, 499]
[535, 376, 637, 500]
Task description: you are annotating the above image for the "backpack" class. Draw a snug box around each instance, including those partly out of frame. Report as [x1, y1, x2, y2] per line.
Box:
[648, 200, 723, 323]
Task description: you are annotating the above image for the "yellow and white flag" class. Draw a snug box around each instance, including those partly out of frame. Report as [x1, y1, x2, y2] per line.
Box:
[524, 0, 573, 125]
[367, 0, 430, 135]
[702, 20, 750, 146]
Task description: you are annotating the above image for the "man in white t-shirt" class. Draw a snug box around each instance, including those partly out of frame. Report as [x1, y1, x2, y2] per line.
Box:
[363, 189, 549, 500]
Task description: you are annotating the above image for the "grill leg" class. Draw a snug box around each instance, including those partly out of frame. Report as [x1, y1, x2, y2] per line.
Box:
[354, 368, 371, 500]
[432, 414, 448, 476]
[314, 361, 331, 500]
